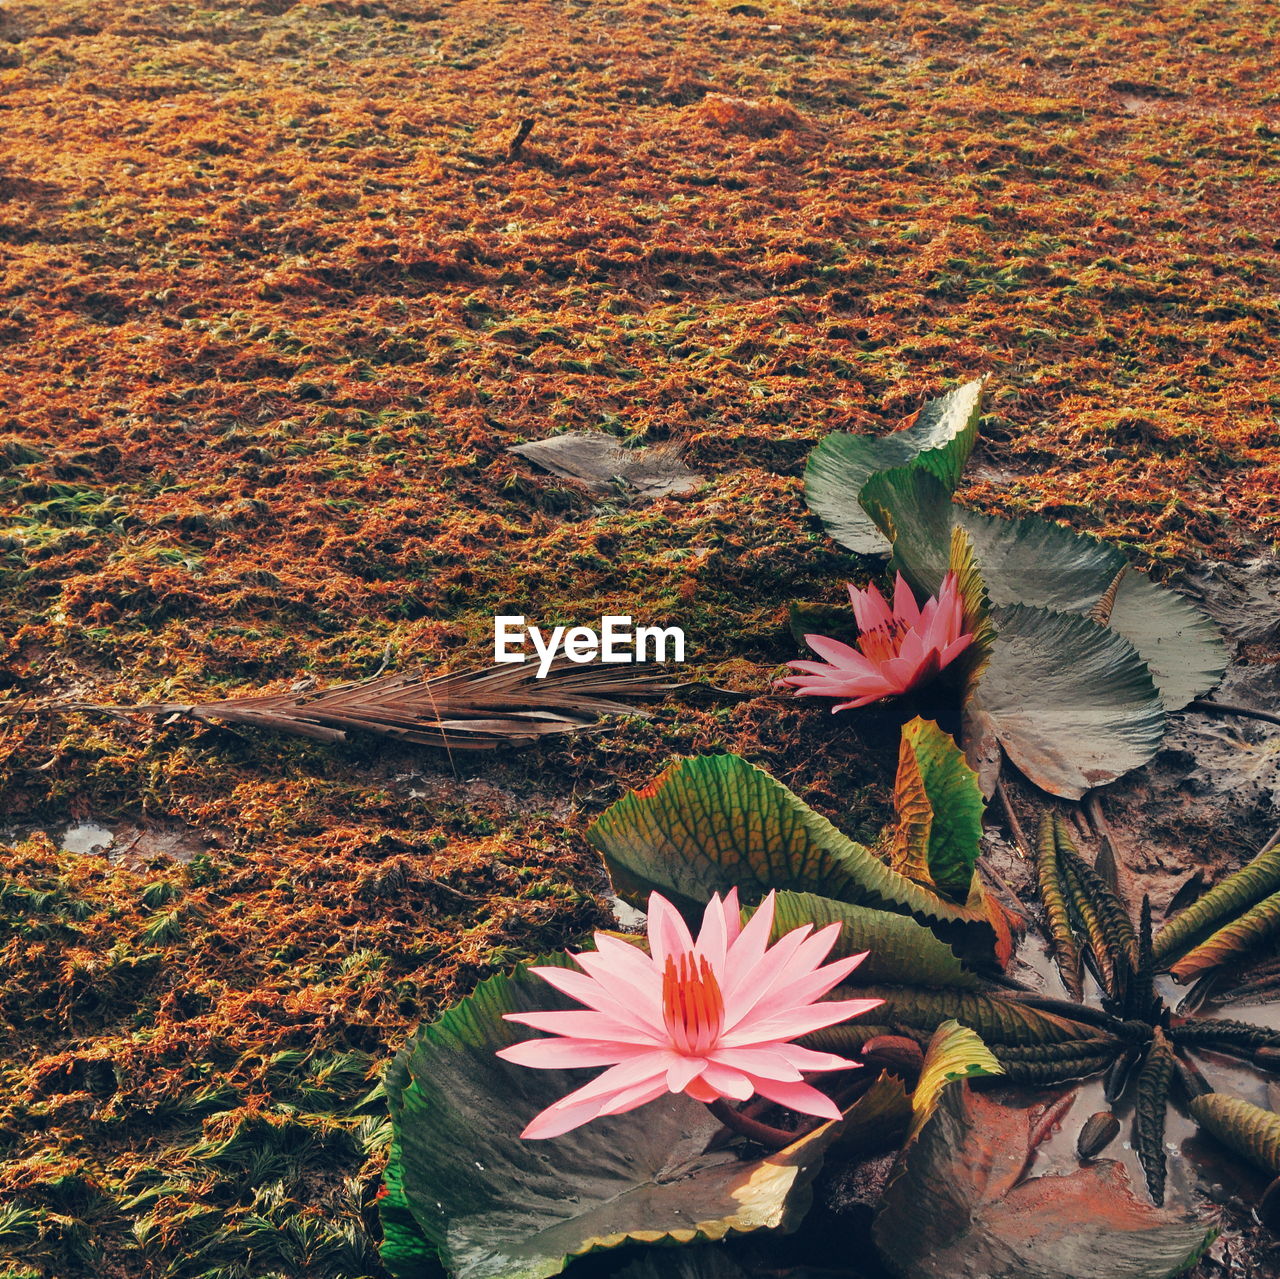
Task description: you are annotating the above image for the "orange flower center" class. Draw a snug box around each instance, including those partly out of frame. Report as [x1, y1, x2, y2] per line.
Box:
[662, 952, 725, 1056]
[857, 619, 908, 666]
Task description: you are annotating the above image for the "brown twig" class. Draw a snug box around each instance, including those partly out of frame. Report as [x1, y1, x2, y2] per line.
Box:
[1188, 699, 1280, 729]
[995, 776, 1031, 859]
[978, 855, 1023, 911]
[1084, 791, 1131, 907]
[507, 117, 535, 158]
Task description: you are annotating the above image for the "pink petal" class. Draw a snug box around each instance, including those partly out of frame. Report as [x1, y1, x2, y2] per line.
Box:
[939, 634, 973, 666]
[573, 938, 663, 1022]
[540, 1052, 677, 1110]
[803, 634, 879, 676]
[719, 997, 884, 1047]
[526, 965, 662, 1035]
[503, 1009, 665, 1046]
[666, 1055, 707, 1093]
[725, 891, 776, 975]
[695, 891, 733, 971]
[595, 1077, 673, 1118]
[698, 1061, 754, 1101]
[707, 1046, 803, 1082]
[711, 1043, 857, 1080]
[724, 922, 849, 1028]
[849, 580, 893, 632]
[497, 1037, 654, 1070]
[746, 1075, 843, 1121]
[892, 573, 922, 627]
[516, 1055, 672, 1140]
[721, 922, 814, 1025]
[647, 892, 694, 967]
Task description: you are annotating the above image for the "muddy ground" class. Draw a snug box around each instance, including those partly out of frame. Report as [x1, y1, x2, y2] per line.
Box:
[1, 0, 1279, 1275]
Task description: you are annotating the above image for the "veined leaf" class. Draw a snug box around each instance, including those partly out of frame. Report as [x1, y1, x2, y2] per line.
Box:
[1188, 1093, 1280, 1176]
[858, 468, 1225, 712]
[808, 985, 1101, 1050]
[888, 718, 985, 904]
[1036, 813, 1084, 1001]
[1154, 840, 1280, 965]
[874, 1084, 1215, 1279]
[964, 604, 1166, 800]
[766, 892, 982, 989]
[1053, 825, 1139, 1003]
[1169, 888, 1280, 982]
[587, 754, 1002, 959]
[1134, 1028, 1176, 1205]
[908, 1020, 1003, 1139]
[381, 960, 842, 1279]
[804, 379, 983, 554]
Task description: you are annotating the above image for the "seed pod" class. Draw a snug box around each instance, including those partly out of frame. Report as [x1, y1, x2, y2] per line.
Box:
[1077, 1111, 1121, 1160]
[1256, 1047, 1280, 1072]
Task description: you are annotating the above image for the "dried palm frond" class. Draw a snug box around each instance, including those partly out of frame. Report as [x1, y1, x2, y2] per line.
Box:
[32, 658, 683, 750]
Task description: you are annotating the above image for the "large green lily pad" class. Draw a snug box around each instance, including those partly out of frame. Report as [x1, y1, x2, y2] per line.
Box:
[804, 379, 983, 554]
[381, 962, 843, 1279]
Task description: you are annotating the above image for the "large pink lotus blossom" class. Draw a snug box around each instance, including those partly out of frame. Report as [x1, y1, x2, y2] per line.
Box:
[780, 571, 973, 711]
[497, 890, 881, 1140]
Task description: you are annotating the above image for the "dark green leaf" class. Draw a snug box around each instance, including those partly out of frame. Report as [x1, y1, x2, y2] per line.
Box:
[808, 986, 1102, 1050]
[383, 962, 844, 1279]
[874, 1084, 1214, 1279]
[1134, 1028, 1175, 1205]
[1035, 814, 1084, 1001]
[805, 379, 983, 554]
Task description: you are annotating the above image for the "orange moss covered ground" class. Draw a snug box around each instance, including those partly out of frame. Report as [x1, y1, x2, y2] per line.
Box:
[1, 0, 1278, 1275]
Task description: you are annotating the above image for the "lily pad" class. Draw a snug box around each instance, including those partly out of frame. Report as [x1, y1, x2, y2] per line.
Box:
[858, 468, 1226, 712]
[586, 753, 1001, 958]
[874, 1085, 1214, 1279]
[381, 961, 843, 1279]
[965, 604, 1167, 800]
[804, 379, 983, 554]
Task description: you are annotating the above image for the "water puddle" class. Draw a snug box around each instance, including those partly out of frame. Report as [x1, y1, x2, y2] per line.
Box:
[0, 818, 224, 864]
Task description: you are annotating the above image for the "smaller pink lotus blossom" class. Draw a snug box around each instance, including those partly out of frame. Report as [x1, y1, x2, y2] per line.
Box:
[496, 890, 881, 1140]
[779, 571, 973, 711]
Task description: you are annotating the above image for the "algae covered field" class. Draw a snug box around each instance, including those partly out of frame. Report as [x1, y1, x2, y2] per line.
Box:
[1, 1, 1280, 1276]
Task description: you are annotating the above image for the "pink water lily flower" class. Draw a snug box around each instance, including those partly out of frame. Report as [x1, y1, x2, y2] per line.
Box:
[497, 890, 881, 1140]
[780, 571, 973, 711]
